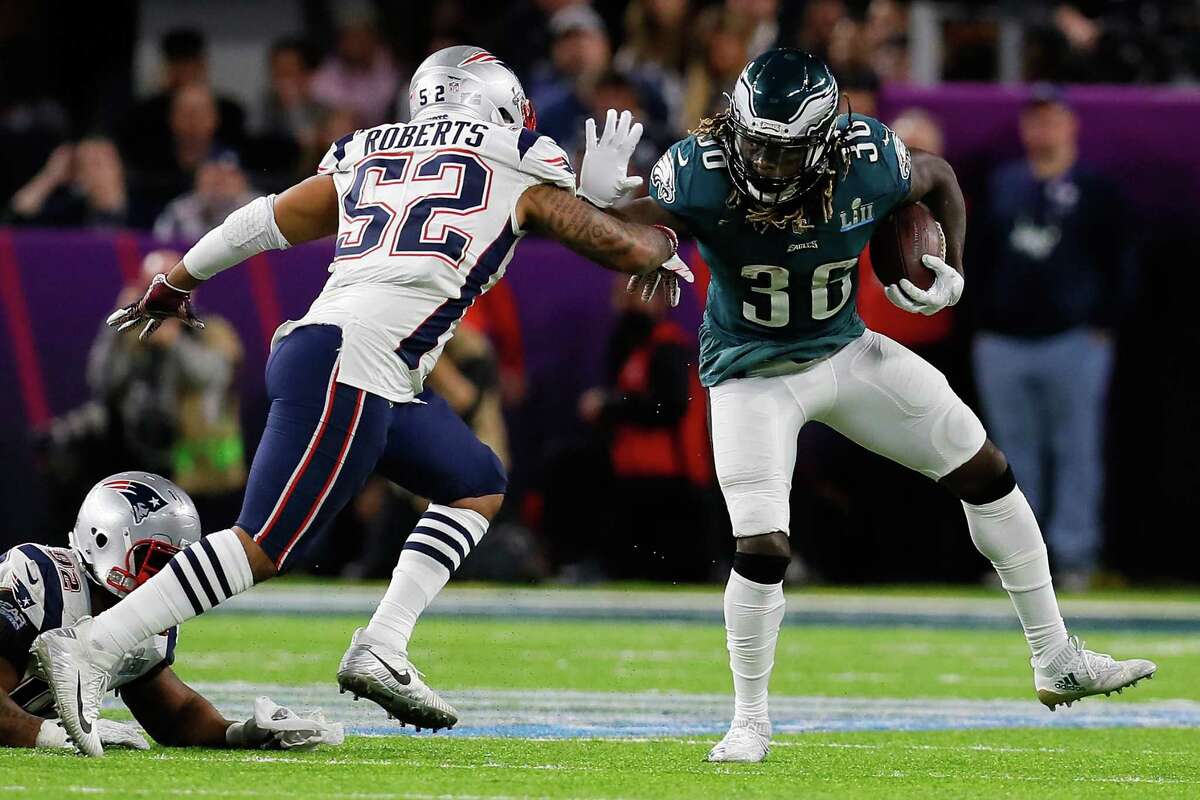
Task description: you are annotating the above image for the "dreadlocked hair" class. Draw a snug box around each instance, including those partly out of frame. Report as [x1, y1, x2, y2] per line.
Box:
[691, 111, 851, 234]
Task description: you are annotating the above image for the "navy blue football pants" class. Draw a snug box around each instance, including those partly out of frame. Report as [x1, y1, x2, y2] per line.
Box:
[235, 324, 506, 571]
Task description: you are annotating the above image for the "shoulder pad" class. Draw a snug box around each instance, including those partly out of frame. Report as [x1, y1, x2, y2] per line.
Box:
[0, 545, 65, 631]
[838, 114, 912, 201]
[317, 129, 366, 175]
[515, 130, 576, 193]
[650, 135, 730, 222]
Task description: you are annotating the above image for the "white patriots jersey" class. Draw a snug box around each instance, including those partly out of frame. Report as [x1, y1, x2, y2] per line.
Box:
[273, 113, 576, 403]
[0, 544, 176, 716]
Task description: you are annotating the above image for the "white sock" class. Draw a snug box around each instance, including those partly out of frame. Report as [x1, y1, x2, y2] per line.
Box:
[88, 529, 255, 659]
[964, 487, 1069, 666]
[724, 569, 785, 722]
[364, 505, 489, 654]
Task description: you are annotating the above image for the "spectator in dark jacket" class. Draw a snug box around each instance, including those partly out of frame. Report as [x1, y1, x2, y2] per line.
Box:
[8, 138, 127, 227]
[973, 86, 1133, 589]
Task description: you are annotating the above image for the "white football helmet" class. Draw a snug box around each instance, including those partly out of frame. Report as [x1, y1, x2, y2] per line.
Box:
[68, 471, 201, 597]
[408, 45, 536, 130]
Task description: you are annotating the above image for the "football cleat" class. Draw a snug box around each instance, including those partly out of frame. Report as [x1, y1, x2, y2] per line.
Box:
[706, 717, 771, 763]
[1034, 635, 1158, 711]
[29, 618, 114, 758]
[336, 628, 458, 731]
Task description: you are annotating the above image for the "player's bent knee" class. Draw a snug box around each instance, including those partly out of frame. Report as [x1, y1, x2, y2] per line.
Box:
[232, 526, 279, 582]
[449, 492, 505, 521]
[940, 440, 1014, 504]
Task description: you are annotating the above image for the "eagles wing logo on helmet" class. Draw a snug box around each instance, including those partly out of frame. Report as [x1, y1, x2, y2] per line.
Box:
[102, 480, 169, 524]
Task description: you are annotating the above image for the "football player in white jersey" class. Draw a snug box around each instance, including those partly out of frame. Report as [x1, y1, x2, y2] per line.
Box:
[2, 472, 342, 751]
[34, 45, 689, 756]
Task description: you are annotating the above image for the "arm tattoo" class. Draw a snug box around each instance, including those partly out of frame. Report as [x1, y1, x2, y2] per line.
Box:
[526, 186, 669, 274]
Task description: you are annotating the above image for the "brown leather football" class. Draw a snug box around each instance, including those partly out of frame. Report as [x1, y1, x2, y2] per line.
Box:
[868, 203, 945, 291]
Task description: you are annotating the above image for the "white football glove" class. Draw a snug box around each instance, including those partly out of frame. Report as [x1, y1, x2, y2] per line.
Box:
[578, 108, 644, 208]
[225, 696, 345, 751]
[37, 718, 150, 751]
[884, 254, 965, 316]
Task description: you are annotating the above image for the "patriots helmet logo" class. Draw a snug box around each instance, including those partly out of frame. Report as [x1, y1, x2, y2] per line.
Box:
[103, 480, 169, 524]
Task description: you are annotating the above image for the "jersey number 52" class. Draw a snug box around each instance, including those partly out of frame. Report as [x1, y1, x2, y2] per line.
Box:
[335, 151, 492, 267]
[741, 259, 857, 327]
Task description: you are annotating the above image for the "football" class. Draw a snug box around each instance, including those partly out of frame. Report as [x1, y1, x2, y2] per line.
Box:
[868, 202, 945, 291]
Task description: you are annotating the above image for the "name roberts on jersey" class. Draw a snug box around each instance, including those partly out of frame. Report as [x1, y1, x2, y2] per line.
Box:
[650, 114, 911, 386]
[279, 114, 576, 404]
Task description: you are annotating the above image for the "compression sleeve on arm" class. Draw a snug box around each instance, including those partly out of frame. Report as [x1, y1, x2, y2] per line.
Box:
[182, 194, 292, 281]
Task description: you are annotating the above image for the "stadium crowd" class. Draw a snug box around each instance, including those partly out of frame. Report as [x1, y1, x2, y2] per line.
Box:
[2, 0, 1197, 587]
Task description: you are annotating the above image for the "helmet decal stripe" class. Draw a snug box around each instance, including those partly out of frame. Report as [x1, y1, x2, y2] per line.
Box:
[788, 78, 838, 128]
[459, 50, 501, 66]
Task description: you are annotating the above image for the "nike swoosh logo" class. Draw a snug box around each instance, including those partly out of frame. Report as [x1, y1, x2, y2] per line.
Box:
[368, 650, 411, 686]
[76, 676, 92, 734]
[676, 150, 689, 166]
[25, 565, 38, 585]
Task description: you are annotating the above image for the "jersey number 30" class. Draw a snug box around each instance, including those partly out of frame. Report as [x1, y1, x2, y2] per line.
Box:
[741, 259, 857, 327]
[335, 151, 491, 266]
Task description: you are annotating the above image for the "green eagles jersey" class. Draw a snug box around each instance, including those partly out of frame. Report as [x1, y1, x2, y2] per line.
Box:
[650, 114, 913, 386]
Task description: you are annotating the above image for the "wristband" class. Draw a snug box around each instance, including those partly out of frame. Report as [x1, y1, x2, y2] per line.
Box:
[36, 719, 70, 749]
[651, 224, 679, 256]
[183, 195, 291, 281]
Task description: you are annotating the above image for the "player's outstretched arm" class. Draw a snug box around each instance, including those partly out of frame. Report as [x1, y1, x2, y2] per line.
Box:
[517, 184, 675, 276]
[607, 196, 692, 239]
[122, 665, 343, 750]
[905, 150, 966, 273]
[107, 175, 339, 341]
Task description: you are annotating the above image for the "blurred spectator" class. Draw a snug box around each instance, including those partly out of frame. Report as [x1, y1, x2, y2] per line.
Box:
[1025, 2, 1194, 84]
[260, 39, 326, 144]
[87, 250, 247, 525]
[681, 10, 753, 129]
[973, 88, 1133, 588]
[253, 39, 327, 180]
[614, 0, 691, 133]
[728, 0, 781, 56]
[542, 279, 715, 582]
[529, 5, 615, 145]
[120, 29, 246, 176]
[838, 68, 880, 118]
[796, 0, 848, 63]
[311, 17, 400, 128]
[0, 43, 70, 203]
[153, 152, 256, 243]
[8, 138, 127, 227]
[492, 0, 591, 78]
[124, 83, 228, 227]
[561, 71, 671, 190]
[864, 0, 909, 82]
[857, 108, 953, 351]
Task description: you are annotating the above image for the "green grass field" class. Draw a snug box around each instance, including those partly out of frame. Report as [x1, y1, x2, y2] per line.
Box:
[3, 591, 1199, 799]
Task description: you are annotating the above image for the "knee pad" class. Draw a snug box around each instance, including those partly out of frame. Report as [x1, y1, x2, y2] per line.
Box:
[733, 552, 790, 585]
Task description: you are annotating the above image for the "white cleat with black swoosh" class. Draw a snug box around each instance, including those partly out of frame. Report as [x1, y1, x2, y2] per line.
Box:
[29, 618, 112, 757]
[336, 628, 458, 731]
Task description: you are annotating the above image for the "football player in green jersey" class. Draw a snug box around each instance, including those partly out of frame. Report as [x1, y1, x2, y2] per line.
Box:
[577, 49, 1156, 763]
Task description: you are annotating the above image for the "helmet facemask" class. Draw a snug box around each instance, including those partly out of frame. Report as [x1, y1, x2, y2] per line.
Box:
[105, 537, 184, 596]
[726, 112, 837, 206]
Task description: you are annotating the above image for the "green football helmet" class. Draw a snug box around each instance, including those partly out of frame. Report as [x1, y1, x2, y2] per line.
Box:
[722, 48, 841, 206]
